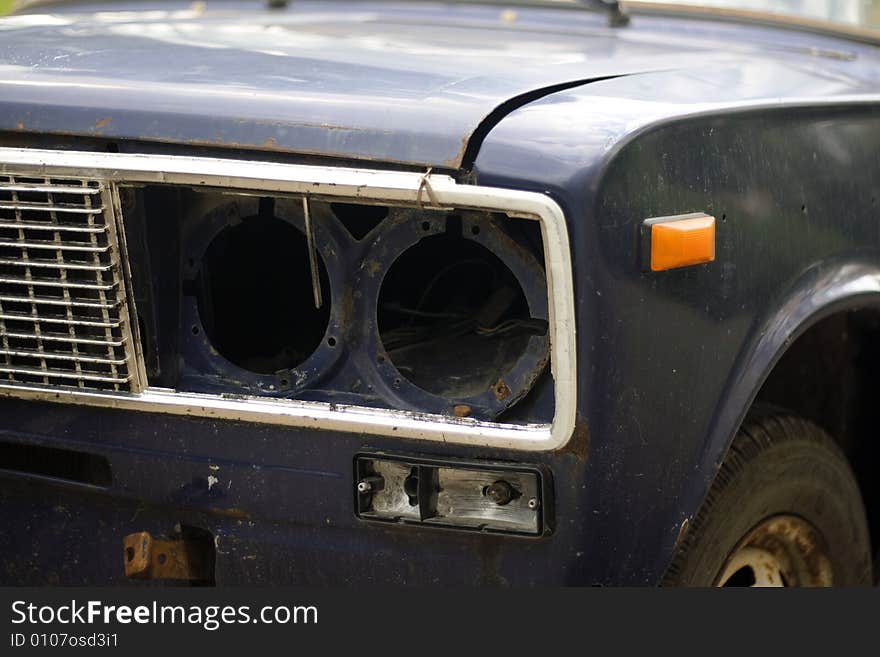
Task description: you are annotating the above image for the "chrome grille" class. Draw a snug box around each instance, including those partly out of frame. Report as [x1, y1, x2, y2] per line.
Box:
[0, 174, 138, 392]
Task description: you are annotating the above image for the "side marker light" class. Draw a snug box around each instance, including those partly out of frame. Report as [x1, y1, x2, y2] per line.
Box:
[642, 212, 716, 272]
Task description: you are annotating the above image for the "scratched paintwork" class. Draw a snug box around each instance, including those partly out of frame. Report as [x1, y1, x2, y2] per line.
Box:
[474, 84, 880, 582]
[2, 1, 879, 168]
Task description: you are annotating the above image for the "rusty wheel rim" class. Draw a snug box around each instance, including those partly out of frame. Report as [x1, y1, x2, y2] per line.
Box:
[715, 515, 833, 587]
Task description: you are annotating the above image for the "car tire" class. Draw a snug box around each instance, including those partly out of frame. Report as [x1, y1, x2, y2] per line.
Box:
[663, 408, 873, 586]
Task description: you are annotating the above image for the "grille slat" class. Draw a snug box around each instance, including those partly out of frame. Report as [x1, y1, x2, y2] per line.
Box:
[0, 258, 114, 272]
[0, 221, 105, 233]
[0, 239, 111, 253]
[0, 312, 121, 328]
[0, 174, 138, 392]
[0, 365, 131, 384]
[0, 201, 105, 214]
[0, 276, 117, 291]
[0, 348, 127, 366]
[2, 331, 125, 347]
[0, 294, 119, 310]
[0, 183, 102, 195]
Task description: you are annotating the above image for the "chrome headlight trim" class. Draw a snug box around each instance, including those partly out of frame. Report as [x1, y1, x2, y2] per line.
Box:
[0, 148, 576, 452]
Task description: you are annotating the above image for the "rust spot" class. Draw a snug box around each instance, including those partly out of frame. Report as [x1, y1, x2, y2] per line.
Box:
[15, 121, 24, 131]
[554, 412, 589, 463]
[207, 506, 252, 520]
[737, 515, 833, 586]
[453, 404, 472, 418]
[337, 289, 354, 326]
[122, 531, 211, 581]
[3, 125, 427, 167]
[94, 117, 111, 130]
[262, 137, 277, 148]
[442, 133, 471, 170]
[492, 379, 511, 401]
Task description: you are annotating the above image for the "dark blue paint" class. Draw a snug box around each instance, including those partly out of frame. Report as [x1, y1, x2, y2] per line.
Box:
[476, 98, 880, 581]
[1, 1, 879, 585]
[2, 1, 879, 167]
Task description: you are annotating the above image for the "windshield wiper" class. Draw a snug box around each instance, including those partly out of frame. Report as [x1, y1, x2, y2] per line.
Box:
[582, 0, 630, 27]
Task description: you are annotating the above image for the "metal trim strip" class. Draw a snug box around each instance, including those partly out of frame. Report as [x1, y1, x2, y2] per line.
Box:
[0, 148, 577, 451]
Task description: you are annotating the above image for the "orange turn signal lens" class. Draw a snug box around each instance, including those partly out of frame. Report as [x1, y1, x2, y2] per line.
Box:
[647, 213, 716, 272]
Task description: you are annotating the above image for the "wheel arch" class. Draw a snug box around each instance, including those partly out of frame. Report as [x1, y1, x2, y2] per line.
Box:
[672, 256, 880, 575]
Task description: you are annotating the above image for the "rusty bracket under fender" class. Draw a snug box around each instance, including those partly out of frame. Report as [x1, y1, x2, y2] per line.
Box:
[123, 530, 213, 582]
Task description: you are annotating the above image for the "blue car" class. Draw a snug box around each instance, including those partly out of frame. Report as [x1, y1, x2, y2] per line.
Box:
[0, 0, 878, 586]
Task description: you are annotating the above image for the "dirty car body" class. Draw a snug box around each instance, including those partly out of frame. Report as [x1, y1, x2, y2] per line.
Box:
[0, 0, 879, 585]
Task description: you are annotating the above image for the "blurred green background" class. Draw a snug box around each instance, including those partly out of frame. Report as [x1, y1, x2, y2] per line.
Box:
[0, 0, 14, 16]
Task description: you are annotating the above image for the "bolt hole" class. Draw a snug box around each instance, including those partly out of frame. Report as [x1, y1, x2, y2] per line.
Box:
[721, 214, 727, 223]
[801, 205, 807, 214]
[125, 547, 134, 562]
[421, 221, 431, 231]
[191, 325, 200, 335]
[157, 553, 167, 565]
[470, 225, 481, 236]
[327, 337, 337, 347]
[722, 565, 756, 587]
[403, 469, 420, 506]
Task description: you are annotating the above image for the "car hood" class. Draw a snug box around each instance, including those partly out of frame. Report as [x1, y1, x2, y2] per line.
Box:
[0, 1, 868, 168]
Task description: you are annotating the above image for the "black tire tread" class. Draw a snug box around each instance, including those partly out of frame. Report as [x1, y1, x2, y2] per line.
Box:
[663, 408, 870, 586]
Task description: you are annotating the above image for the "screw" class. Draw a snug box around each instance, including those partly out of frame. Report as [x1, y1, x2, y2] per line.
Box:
[527, 497, 540, 510]
[358, 475, 385, 495]
[485, 481, 515, 506]
[453, 404, 472, 418]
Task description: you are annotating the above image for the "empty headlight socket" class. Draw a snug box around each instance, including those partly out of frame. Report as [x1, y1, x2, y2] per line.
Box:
[166, 188, 552, 423]
[179, 194, 347, 396]
[355, 454, 553, 536]
[364, 211, 550, 420]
